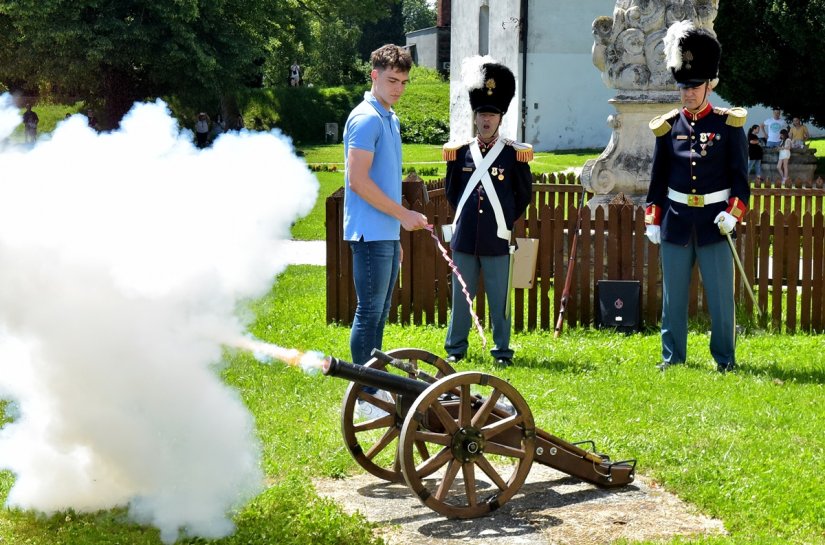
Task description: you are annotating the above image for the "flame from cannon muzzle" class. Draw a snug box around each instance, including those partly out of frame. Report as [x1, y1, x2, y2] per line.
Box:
[229, 337, 326, 374]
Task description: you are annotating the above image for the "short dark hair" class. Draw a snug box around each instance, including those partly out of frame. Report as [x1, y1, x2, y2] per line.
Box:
[370, 44, 412, 73]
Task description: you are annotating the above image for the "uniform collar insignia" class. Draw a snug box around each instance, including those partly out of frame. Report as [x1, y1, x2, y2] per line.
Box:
[682, 102, 714, 122]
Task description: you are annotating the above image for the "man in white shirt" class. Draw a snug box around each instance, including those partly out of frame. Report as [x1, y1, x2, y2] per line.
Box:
[761, 109, 785, 148]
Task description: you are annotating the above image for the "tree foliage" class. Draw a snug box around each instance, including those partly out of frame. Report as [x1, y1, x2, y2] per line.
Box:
[715, 0, 825, 125]
[402, 0, 436, 33]
[357, 0, 404, 61]
[0, 0, 395, 125]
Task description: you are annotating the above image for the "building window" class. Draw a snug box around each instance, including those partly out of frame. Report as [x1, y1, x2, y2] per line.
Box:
[479, 5, 489, 56]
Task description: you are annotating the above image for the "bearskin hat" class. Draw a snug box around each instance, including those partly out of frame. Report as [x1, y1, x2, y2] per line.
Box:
[461, 56, 516, 114]
[664, 20, 721, 88]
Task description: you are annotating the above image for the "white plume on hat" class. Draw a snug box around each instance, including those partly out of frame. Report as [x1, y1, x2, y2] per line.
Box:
[461, 55, 496, 91]
[664, 20, 694, 72]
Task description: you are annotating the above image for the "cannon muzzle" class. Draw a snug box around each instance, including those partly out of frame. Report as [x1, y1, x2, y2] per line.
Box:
[322, 356, 430, 397]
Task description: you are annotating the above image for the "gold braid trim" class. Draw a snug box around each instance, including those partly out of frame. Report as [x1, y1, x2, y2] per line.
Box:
[442, 141, 468, 162]
[723, 107, 748, 128]
[505, 139, 534, 162]
[649, 109, 679, 137]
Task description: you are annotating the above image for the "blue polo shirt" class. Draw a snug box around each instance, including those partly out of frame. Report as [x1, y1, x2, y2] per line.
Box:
[343, 91, 403, 242]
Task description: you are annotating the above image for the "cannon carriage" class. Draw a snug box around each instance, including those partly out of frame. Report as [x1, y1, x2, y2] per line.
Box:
[323, 348, 636, 519]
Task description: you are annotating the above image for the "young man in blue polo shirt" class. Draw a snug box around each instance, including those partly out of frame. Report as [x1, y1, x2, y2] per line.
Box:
[343, 44, 429, 417]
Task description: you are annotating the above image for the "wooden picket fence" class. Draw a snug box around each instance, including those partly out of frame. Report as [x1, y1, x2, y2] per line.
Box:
[326, 174, 825, 333]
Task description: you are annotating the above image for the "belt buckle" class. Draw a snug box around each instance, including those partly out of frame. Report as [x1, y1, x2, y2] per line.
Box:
[687, 194, 704, 207]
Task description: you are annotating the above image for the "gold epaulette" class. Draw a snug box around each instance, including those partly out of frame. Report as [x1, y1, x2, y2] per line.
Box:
[504, 139, 534, 162]
[715, 106, 748, 128]
[649, 109, 679, 137]
[442, 141, 467, 162]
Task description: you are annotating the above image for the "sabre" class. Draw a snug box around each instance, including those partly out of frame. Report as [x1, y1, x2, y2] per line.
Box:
[724, 231, 762, 317]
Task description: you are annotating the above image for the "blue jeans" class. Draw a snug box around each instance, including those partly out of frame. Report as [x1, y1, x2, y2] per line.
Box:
[349, 240, 400, 389]
[445, 251, 513, 359]
[747, 159, 762, 177]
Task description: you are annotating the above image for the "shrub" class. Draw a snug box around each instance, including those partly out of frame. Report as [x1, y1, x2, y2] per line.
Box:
[395, 79, 449, 145]
[236, 85, 366, 144]
[234, 70, 449, 145]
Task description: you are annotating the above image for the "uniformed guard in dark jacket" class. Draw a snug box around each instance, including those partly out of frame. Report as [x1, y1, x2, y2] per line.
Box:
[645, 21, 749, 373]
[442, 57, 533, 367]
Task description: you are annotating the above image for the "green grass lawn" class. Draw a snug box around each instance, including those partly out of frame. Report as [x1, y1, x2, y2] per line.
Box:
[807, 137, 825, 175]
[1, 265, 823, 544]
[5, 102, 87, 142]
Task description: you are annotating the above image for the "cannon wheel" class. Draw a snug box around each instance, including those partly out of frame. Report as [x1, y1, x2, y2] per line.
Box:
[341, 348, 456, 482]
[399, 371, 535, 518]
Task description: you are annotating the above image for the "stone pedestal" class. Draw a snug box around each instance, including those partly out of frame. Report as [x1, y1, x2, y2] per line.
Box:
[581, 90, 680, 211]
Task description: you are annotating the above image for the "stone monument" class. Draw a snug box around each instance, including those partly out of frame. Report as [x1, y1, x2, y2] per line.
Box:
[582, 0, 720, 209]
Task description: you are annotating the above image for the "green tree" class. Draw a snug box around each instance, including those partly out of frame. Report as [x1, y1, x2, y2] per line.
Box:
[357, 0, 404, 60]
[0, 0, 394, 126]
[715, 0, 825, 125]
[403, 0, 436, 33]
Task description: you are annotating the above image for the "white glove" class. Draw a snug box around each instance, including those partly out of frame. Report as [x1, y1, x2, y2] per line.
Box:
[714, 211, 737, 235]
[645, 225, 661, 245]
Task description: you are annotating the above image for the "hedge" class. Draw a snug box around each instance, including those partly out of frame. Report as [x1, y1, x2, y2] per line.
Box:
[236, 79, 449, 145]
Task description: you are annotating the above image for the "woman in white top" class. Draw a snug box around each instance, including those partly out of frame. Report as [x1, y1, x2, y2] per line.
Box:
[777, 128, 791, 184]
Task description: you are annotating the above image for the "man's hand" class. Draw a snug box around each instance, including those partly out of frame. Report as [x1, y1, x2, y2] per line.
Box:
[400, 209, 428, 231]
[645, 225, 661, 245]
[714, 211, 737, 235]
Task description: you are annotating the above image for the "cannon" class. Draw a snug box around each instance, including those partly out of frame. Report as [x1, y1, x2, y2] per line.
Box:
[323, 348, 636, 519]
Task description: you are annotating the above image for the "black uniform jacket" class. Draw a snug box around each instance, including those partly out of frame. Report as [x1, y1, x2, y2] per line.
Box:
[445, 140, 533, 256]
[646, 104, 749, 246]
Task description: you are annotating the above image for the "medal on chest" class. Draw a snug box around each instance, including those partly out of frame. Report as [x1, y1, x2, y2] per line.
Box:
[695, 132, 720, 156]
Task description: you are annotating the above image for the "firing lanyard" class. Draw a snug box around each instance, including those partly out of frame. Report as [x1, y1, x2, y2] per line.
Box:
[451, 138, 511, 242]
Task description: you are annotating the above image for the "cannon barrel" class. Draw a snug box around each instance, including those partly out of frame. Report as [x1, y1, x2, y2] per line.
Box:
[323, 356, 430, 397]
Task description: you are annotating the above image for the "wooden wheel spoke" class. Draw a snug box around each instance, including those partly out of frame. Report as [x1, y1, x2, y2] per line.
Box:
[353, 413, 394, 432]
[415, 446, 452, 478]
[481, 413, 524, 440]
[414, 439, 431, 461]
[365, 427, 399, 459]
[357, 391, 395, 414]
[483, 440, 528, 460]
[392, 443, 402, 473]
[458, 384, 472, 427]
[429, 400, 459, 434]
[471, 389, 503, 427]
[462, 462, 478, 506]
[415, 430, 452, 447]
[435, 459, 461, 501]
[474, 455, 508, 491]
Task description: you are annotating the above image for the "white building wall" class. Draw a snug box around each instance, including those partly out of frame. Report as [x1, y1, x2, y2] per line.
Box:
[450, 0, 822, 151]
[406, 27, 440, 70]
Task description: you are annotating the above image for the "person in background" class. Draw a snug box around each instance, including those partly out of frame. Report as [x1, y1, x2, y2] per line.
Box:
[747, 124, 763, 181]
[644, 21, 749, 373]
[442, 57, 533, 368]
[289, 60, 302, 87]
[777, 128, 791, 184]
[22, 103, 39, 143]
[195, 112, 210, 148]
[86, 109, 99, 130]
[761, 108, 785, 148]
[342, 44, 428, 418]
[789, 117, 810, 149]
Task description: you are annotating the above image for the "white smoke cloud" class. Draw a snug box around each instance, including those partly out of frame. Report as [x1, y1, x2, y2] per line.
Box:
[0, 96, 318, 543]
